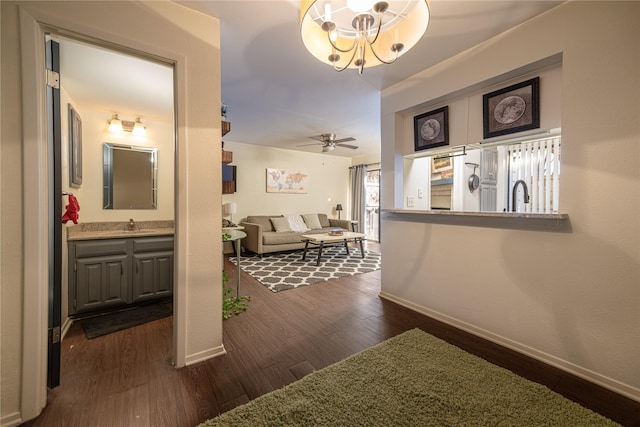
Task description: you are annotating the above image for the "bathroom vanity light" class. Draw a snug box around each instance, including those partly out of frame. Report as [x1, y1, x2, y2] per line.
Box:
[108, 114, 147, 136]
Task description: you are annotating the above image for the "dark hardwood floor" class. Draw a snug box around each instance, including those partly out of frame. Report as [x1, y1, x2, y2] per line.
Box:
[23, 242, 639, 426]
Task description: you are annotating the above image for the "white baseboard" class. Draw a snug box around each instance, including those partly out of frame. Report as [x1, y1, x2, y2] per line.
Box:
[0, 411, 22, 427]
[61, 316, 73, 340]
[185, 344, 227, 366]
[379, 291, 640, 403]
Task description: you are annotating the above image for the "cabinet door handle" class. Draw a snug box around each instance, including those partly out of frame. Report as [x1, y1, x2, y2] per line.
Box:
[121, 264, 123, 276]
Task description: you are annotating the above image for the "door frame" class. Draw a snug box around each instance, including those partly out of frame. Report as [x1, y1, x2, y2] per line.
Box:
[17, 3, 224, 422]
[45, 38, 62, 389]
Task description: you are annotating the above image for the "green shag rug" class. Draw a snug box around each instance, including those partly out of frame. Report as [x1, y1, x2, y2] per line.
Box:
[198, 329, 618, 427]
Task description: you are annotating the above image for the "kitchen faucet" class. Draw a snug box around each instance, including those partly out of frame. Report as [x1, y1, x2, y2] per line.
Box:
[512, 180, 530, 212]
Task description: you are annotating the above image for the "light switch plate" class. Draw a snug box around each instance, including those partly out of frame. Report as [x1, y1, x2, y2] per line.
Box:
[418, 187, 423, 198]
[407, 196, 415, 207]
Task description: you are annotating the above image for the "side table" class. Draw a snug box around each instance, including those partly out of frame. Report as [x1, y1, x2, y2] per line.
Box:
[223, 229, 246, 298]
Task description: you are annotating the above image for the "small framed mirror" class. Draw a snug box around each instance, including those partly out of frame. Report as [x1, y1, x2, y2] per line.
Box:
[103, 143, 158, 209]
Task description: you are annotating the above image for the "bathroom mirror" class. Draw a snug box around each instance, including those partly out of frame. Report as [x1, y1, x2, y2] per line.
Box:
[103, 143, 157, 209]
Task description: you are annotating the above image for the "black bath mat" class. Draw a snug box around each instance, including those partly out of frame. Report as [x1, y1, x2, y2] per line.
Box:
[80, 302, 172, 339]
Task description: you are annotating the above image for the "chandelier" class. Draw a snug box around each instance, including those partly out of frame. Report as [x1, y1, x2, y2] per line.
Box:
[300, 0, 430, 74]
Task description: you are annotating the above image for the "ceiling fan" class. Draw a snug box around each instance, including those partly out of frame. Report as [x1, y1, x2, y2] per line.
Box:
[298, 133, 358, 152]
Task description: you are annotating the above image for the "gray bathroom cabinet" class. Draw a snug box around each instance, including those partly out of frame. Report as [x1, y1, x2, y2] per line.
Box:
[132, 237, 174, 302]
[69, 236, 174, 315]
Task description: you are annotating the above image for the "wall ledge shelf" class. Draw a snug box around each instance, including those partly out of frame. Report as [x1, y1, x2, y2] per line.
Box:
[222, 120, 231, 136]
[382, 209, 570, 232]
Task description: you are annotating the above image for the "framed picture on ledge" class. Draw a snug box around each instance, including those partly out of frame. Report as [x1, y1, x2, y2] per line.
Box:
[414, 106, 449, 152]
[483, 77, 540, 139]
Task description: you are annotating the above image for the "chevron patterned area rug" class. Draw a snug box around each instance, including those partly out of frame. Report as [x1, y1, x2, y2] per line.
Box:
[230, 247, 381, 292]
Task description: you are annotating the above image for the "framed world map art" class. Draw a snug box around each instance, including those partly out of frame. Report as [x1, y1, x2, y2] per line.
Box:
[266, 168, 309, 194]
[414, 106, 449, 152]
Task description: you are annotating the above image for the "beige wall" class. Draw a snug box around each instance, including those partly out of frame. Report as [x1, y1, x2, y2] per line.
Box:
[221, 141, 352, 221]
[381, 1, 639, 401]
[1, 1, 222, 424]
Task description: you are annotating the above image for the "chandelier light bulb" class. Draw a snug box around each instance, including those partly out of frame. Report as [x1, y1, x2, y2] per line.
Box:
[324, 3, 332, 20]
[347, 0, 376, 13]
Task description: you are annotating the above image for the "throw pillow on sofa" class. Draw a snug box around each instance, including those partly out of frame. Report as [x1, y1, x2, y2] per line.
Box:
[302, 213, 323, 230]
[286, 214, 310, 232]
[317, 214, 331, 228]
[270, 217, 292, 233]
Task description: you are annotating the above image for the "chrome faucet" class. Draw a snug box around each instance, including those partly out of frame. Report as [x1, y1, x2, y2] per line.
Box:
[512, 180, 530, 212]
[127, 218, 136, 230]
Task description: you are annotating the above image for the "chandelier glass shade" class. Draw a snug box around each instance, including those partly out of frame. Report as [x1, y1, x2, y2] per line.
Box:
[300, 0, 430, 74]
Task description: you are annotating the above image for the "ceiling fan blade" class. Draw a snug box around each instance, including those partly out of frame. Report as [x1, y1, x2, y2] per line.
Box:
[336, 143, 358, 149]
[333, 137, 356, 143]
[297, 142, 324, 147]
[309, 135, 330, 142]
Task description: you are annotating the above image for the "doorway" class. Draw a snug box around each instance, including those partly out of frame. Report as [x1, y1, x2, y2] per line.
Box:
[52, 33, 175, 382]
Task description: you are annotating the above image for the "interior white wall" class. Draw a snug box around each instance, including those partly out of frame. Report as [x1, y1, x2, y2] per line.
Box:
[403, 157, 429, 210]
[221, 141, 352, 221]
[381, 1, 639, 401]
[1, 1, 222, 424]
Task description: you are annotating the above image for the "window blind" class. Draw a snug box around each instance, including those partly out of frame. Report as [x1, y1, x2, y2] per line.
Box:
[508, 136, 561, 213]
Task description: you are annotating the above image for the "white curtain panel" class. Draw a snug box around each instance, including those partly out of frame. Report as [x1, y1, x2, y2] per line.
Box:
[350, 164, 367, 232]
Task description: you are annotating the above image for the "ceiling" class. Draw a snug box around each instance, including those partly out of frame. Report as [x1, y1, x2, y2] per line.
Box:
[59, 0, 562, 158]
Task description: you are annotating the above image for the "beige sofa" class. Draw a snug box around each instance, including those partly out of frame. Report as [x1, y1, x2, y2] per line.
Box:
[240, 214, 351, 255]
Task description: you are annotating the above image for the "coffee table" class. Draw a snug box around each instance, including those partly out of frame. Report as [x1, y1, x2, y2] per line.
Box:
[301, 231, 366, 266]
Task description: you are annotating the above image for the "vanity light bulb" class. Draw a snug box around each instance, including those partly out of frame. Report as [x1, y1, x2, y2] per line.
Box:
[132, 118, 146, 136]
[108, 115, 123, 133]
